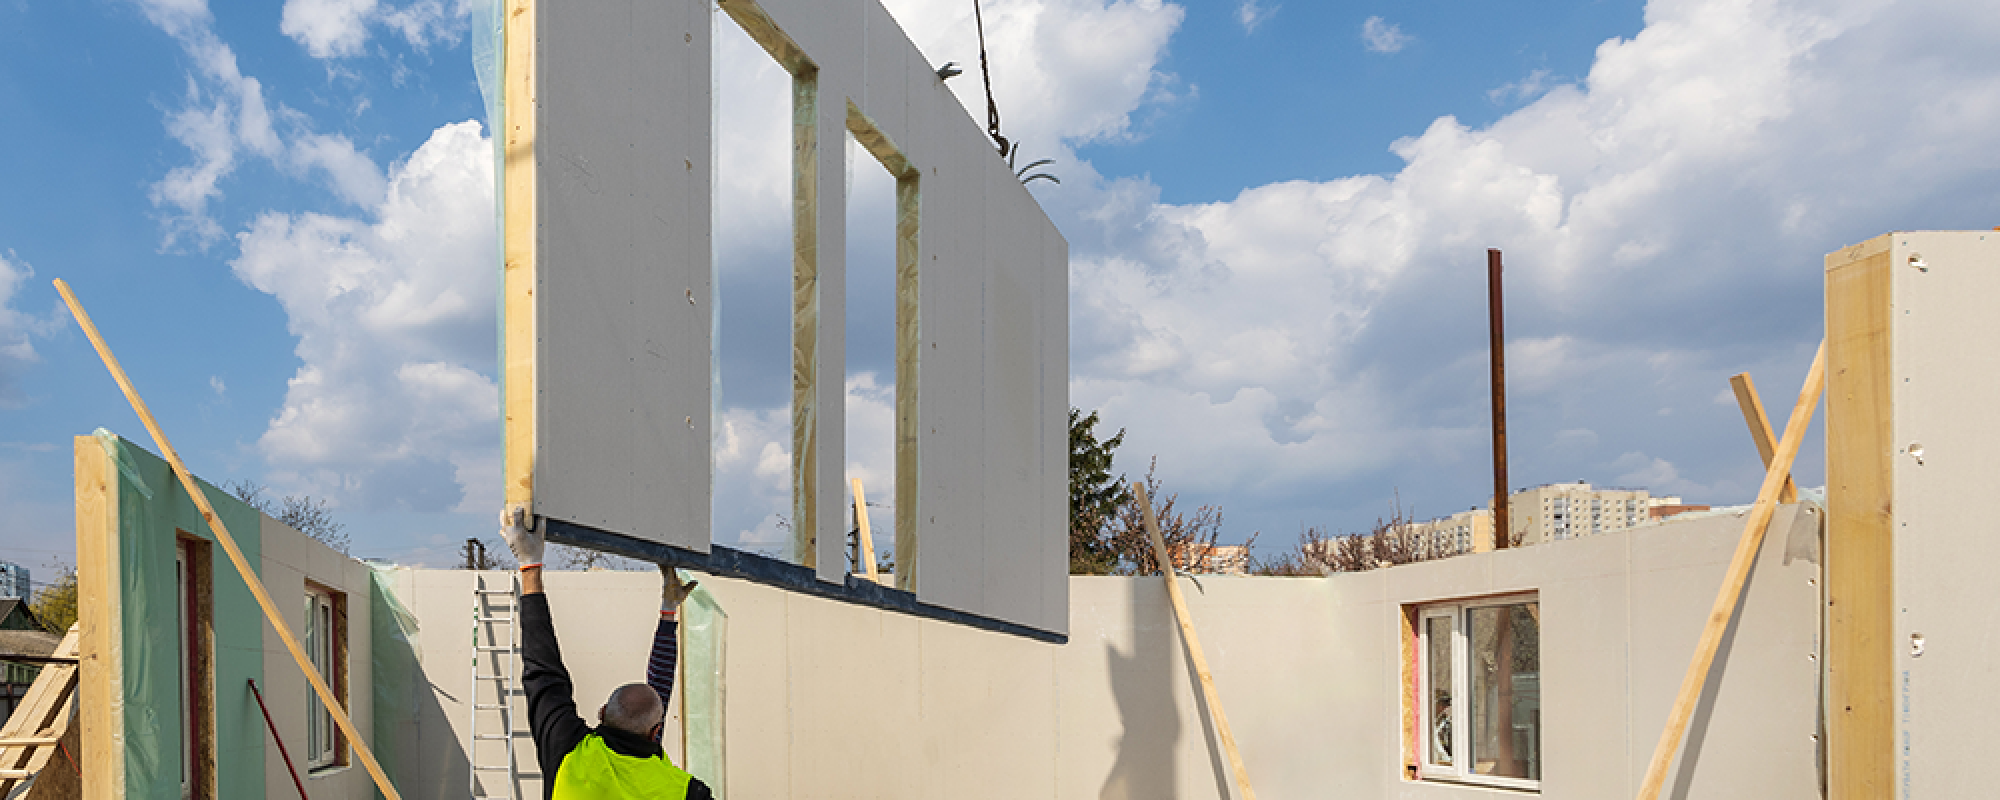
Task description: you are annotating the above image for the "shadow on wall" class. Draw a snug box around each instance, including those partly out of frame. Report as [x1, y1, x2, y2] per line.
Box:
[368, 571, 483, 800]
[1666, 551, 1761, 800]
[1101, 579, 1234, 800]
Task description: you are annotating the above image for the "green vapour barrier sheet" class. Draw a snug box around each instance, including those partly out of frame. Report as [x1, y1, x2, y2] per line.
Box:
[681, 572, 727, 799]
[98, 431, 267, 800]
[369, 565, 424, 798]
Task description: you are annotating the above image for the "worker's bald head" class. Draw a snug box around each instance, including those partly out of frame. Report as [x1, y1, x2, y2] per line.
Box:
[599, 683, 664, 736]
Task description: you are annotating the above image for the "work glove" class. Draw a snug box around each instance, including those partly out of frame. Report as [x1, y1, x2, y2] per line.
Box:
[661, 564, 698, 611]
[500, 505, 545, 566]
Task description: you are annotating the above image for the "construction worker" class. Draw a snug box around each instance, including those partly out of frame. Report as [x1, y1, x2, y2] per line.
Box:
[502, 508, 715, 800]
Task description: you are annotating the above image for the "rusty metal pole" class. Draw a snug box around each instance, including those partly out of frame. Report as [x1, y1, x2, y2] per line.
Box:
[1488, 248, 1511, 549]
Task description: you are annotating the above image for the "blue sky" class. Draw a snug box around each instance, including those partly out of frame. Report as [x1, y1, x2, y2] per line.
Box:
[3, 0, 1998, 572]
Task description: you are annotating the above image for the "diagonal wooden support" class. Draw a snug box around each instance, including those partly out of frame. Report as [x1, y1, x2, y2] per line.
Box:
[1637, 341, 1826, 800]
[55, 279, 403, 800]
[1729, 372, 1798, 504]
[851, 478, 884, 585]
[1136, 482, 1257, 800]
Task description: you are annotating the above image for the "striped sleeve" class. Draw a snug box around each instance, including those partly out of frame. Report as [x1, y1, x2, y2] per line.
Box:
[647, 613, 679, 713]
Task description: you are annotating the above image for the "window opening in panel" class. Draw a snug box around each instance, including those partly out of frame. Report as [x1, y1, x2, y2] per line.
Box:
[1413, 594, 1540, 790]
[304, 582, 348, 771]
[175, 535, 214, 799]
[842, 103, 919, 591]
[711, 2, 807, 562]
[844, 129, 898, 583]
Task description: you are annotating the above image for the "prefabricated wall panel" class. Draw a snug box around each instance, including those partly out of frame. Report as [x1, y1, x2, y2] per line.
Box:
[74, 434, 387, 800]
[1828, 230, 2000, 798]
[528, 0, 714, 551]
[514, 0, 1069, 634]
[391, 509, 1819, 799]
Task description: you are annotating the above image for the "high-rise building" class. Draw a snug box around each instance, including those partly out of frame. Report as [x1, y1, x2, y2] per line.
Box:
[1505, 481, 1683, 546]
[0, 562, 31, 600]
[1396, 509, 1495, 559]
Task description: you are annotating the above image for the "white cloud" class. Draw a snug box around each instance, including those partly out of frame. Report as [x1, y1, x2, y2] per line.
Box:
[1047, 0, 2000, 535]
[884, 0, 1186, 152]
[1488, 68, 1558, 105]
[281, 0, 469, 58]
[143, 1, 391, 248]
[232, 120, 498, 512]
[1236, 0, 1276, 33]
[0, 252, 63, 410]
[1362, 16, 1411, 54]
[280, 0, 378, 58]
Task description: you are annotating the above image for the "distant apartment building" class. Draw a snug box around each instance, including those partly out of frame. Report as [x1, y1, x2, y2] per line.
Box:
[1397, 509, 1495, 559]
[0, 562, 29, 600]
[1506, 481, 1683, 546]
[1198, 544, 1252, 575]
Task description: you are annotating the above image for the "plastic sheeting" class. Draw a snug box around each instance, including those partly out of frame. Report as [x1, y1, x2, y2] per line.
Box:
[96, 430, 267, 800]
[680, 571, 727, 798]
[368, 565, 424, 798]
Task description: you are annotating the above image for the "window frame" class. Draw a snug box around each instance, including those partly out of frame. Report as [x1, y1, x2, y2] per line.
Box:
[303, 582, 348, 772]
[1414, 592, 1541, 792]
[175, 535, 216, 800]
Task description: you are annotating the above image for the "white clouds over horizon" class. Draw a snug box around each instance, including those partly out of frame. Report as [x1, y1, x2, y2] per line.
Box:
[132, 0, 2000, 546]
[232, 120, 498, 513]
[1059, 0, 2000, 530]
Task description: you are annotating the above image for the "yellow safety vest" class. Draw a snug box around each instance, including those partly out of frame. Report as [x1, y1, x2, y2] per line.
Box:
[551, 733, 696, 799]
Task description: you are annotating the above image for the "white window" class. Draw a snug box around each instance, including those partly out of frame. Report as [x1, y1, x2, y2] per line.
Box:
[304, 585, 345, 770]
[1417, 594, 1540, 789]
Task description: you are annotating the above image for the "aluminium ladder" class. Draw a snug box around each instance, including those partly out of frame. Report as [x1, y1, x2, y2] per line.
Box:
[469, 574, 524, 800]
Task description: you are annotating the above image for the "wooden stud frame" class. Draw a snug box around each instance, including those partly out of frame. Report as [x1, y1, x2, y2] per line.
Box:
[74, 436, 121, 800]
[846, 100, 922, 591]
[505, 0, 1068, 634]
[1823, 233, 1895, 799]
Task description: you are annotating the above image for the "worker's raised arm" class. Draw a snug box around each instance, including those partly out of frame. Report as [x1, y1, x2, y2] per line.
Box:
[502, 507, 588, 794]
[648, 566, 697, 727]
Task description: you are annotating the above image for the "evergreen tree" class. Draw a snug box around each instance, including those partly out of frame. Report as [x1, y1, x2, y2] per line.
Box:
[1068, 407, 1131, 574]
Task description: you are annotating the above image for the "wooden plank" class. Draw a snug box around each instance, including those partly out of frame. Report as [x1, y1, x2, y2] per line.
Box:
[53, 281, 404, 800]
[1136, 482, 1257, 800]
[1824, 234, 1895, 800]
[791, 66, 821, 569]
[1399, 606, 1419, 777]
[501, 0, 538, 510]
[9, 692, 76, 795]
[73, 437, 120, 800]
[0, 628, 78, 795]
[1635, 340, 1825, 800]
[851, 478, 882, 584]
[1729, 372, 1799, 504]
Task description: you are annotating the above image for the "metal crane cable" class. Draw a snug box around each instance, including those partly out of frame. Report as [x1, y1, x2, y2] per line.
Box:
[973, 0, 1011, 158]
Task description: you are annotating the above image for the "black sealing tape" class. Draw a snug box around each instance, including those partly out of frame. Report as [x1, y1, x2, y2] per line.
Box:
[543, 517, 1068, 644]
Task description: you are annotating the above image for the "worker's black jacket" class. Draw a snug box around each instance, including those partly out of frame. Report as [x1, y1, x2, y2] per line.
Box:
[520, 592, 715, 800]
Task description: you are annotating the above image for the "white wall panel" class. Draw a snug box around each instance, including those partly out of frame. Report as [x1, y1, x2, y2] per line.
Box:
[1885, 231, 2000, 797]
[534, 0, 713, 551]
[523, 0, 1067, 633]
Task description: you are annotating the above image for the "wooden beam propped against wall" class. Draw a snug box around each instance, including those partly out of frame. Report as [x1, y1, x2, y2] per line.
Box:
[1729, 372, 1799, 504]
[56, 280, 405, 800]
[1137, 482, 1257, 800]
[1636, 340, 1826, 800]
